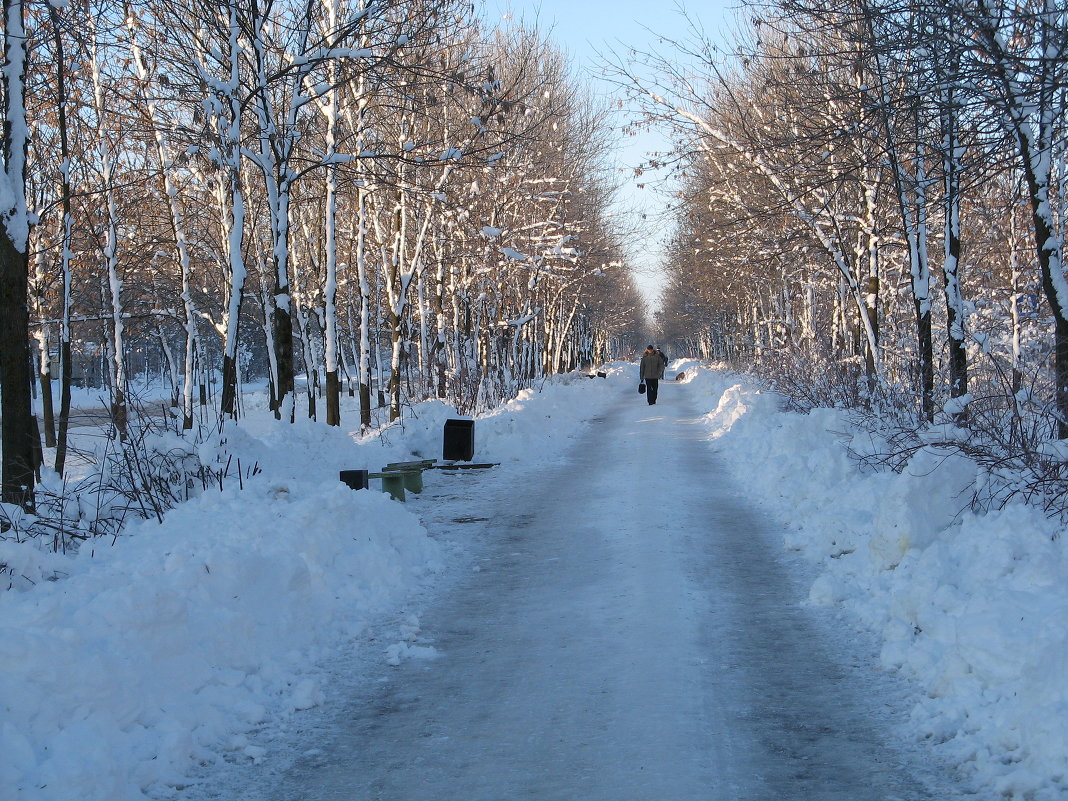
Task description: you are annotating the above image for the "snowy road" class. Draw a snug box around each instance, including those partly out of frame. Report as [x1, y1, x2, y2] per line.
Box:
[199, 383, 969, 801]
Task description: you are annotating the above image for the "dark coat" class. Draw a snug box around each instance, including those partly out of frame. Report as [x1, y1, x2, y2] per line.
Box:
[640, 351, 666, 380]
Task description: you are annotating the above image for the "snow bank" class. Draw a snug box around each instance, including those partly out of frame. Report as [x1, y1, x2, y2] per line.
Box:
[2, 474, 440, 800]
[690, 365, 1068, 799]
[2, 368, 623, 800]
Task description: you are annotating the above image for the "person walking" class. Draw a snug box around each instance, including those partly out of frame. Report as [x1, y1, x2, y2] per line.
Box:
[639, 344, 667, 405]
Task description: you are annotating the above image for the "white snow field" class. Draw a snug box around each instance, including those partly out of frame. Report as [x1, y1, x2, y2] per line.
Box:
[3, 363, 1065, 799]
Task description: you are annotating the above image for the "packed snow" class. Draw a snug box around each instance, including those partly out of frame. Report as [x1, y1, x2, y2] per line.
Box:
[2, 363, 1065, 799]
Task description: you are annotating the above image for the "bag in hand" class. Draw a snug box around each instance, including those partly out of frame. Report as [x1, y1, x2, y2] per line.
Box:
[638, 382, 646, 394]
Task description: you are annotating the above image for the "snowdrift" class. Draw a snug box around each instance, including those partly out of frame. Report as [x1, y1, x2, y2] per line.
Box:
[687, 363, 1067, 800]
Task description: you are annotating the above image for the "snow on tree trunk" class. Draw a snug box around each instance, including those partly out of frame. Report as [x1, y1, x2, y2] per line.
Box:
[0, 0, 35, 508]
[0, 0, 35, 507]
[321, 73, 341, 426]
[104, 192, 126, 440]
[416, 268, 431, 400]
[218, 165, 248, 421]
[433, 234, 449, 398]
[31, 248, 55, 448]
[91, 27, 127, 440]
[212, 0, 249, 423]
[912, 152, 934, 422]
[356, 185, 373, 429]
[860, 178, 881, 383]
[268, 182, 296, 423]
[941, 93, 968, 404]
[1010, 200, 1025, 396]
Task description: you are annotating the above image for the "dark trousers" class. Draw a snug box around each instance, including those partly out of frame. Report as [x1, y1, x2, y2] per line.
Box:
[645, 378, 659, 404]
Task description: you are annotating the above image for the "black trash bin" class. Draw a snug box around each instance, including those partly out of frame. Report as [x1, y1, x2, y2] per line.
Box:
[443, 418, 475, 461]
[339, 469, 369, 490]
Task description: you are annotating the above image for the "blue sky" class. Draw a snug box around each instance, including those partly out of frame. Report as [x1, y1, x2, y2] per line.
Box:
[483, 1, 738, 308]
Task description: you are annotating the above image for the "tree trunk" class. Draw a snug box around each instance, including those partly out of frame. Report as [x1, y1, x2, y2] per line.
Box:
[218, 170, 247, 420]
[272, 293, 296, 421]
[157, 324, 179, 408]
[356, 189, 373, 429]
[320, 0, 342, 426]
[259, 283, 280, 414]
[49, 1, 73, 474]
[1024, 168, 1068, 438]
[220, 353, 240, 421]
[1010, 205, 1024, 396]
[55, 339, 71, 475]
[942, 158, 968, 403]
[35, 322, 56, 448]
[0, 233, 35, 508]
[214, 1, 248, 423]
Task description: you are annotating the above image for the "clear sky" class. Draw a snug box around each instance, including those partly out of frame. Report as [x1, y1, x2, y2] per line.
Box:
[483, 0, 738, 310]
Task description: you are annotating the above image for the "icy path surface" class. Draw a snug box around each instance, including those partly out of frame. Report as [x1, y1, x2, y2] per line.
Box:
[204, 386, 970, 801]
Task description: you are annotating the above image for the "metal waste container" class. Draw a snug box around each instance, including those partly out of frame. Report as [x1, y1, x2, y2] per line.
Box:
[339, 469, 369, 490]
[443, 418, 474, 461]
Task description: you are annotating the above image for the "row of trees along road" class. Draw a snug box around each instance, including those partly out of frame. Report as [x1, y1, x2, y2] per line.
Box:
[0, 0, 645, 511]
[616, 0, 1068, 514]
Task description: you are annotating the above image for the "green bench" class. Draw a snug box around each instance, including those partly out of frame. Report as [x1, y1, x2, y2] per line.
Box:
[368, 460, 436, 501]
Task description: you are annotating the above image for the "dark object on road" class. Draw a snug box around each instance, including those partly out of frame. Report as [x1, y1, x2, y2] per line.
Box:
[675, 372, 685, 381]
[443, 418, 475, 461]
[340, 469, 369, 490]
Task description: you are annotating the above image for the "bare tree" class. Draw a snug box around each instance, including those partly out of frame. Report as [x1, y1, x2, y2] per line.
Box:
[957, 0, 1068, 435]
